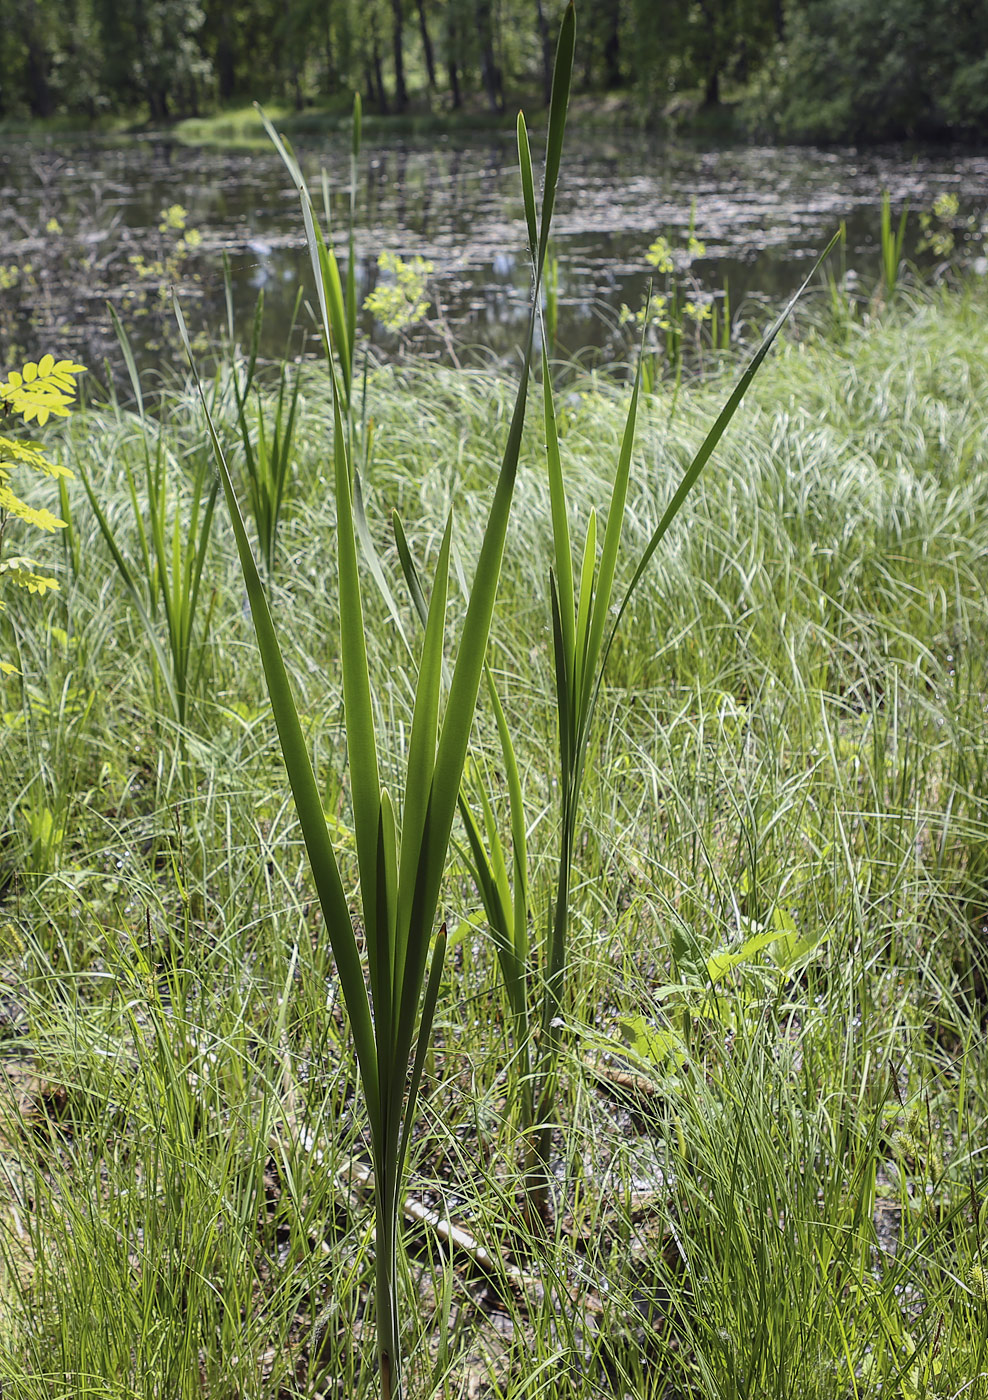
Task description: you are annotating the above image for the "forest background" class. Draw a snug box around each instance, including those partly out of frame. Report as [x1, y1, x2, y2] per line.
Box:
[2, 0, 988, 145]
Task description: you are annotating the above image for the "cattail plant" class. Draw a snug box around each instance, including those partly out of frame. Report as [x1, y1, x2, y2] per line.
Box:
[177, 8, 575, 1395]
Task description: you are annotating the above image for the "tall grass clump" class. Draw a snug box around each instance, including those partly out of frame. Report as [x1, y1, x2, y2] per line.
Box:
[179, 12, 574, 1395]
[79, 315, 218, 733]
[442, 235, 839, 1216]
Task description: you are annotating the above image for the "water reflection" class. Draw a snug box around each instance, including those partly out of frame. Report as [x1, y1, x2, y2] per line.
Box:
[0, 131, 985, 376]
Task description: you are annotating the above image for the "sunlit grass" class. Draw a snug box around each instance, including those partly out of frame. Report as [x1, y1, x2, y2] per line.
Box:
[1, 279, 988, 1397]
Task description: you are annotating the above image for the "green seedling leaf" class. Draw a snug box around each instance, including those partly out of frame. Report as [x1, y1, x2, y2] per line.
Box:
[705, 925, 784, 983]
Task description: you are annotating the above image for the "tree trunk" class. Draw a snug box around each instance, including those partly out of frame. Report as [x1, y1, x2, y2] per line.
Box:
[415, 0, 437, 90]
[391, 0, 407, 111]
[24, 33, 54, 117]
[602, 0, 621, 87]
[445, 8, 462, 108]
[704, 61, 720, 108]
[367, 11, 389, 112]
[475, 0, 502, 111]
[534, 0, 552, 105]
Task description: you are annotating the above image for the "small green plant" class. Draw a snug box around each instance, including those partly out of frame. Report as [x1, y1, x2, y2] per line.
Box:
[229, 288, 304, 577]
[387, 211, 840, 1216]
[918, 191, 961, 259]
[619, 208, 728, 387]
[364, 251, 434, 333]
[125, 204, 203, 311]
[880, 188, 910, 300]
[81, 314, 218, 729]
[0, 353, 86, 676]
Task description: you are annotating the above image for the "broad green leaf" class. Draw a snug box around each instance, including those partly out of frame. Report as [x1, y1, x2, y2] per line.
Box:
[706, 926, 783, 983]
[618, 1014, 686, 1067]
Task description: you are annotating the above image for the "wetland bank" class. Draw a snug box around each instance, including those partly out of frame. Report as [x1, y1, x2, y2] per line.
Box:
[2, 50, 988, 1400]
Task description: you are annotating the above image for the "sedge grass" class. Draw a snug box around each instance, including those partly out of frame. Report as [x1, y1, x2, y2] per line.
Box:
[0, 278, 987, 1396]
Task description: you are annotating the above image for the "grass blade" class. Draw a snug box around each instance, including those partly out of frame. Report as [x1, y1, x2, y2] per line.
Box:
[542, 342, 574, 663]
[536, 1, 575, 283]
[517, 114, 537, 269]
[394, 512, 452, 1010]
[173, 295, 379, 1122]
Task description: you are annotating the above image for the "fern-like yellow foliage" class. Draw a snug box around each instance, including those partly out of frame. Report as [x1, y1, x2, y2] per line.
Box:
[0, 353, 86, 676]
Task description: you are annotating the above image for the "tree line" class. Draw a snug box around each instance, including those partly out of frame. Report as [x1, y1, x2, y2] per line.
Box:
[1, 0, 986, 141]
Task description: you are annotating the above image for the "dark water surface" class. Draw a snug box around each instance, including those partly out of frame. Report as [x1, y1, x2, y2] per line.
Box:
[2, 130, 987, 375]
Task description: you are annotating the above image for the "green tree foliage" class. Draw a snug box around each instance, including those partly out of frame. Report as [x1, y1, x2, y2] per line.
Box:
[764, 0, 988, 141]
[1, 0, 985, 137]
[0, 355, 86, 676]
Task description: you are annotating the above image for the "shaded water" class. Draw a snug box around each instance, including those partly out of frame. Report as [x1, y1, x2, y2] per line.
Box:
[1, 129, 987, 375]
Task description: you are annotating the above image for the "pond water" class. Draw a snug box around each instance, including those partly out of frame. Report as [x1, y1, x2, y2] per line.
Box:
[1, 130, 987, 379]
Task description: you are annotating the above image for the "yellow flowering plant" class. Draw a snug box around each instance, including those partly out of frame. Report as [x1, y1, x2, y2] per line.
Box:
[0, 353, 86, 675]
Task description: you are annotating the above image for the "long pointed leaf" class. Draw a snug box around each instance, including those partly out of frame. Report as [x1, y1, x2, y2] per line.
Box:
[582, 353, 643, 711]
[573, 509, 596, 716]
[374, 789, 398, 1042]
[332, 360, 383, 1007]
[109, 305, 144, 420]
[173, 296, 379, 1123]
[394, 512, 452, 1016]
[517, 114, 537, 270]
[396, 924, 447, 1180]
[602, 231, 844, 677]
[392, 510, 429, 628]
[536, 2, 575, 284]
[542, 342, 574, 665]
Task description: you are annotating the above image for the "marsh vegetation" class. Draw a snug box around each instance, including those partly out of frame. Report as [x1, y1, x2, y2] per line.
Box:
[2, 24, 988, 1399]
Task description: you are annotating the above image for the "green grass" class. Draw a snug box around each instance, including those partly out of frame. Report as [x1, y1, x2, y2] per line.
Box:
[2, 279, 988, 1398]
